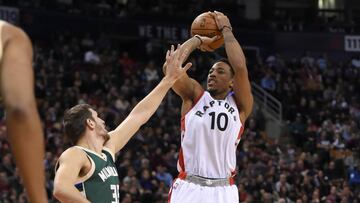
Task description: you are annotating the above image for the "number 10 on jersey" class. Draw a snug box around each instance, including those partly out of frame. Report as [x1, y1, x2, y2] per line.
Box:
[209, 112, 229, 131]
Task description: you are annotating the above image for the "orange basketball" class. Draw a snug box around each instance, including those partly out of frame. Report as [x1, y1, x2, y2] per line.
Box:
[190, 12, 224, 50]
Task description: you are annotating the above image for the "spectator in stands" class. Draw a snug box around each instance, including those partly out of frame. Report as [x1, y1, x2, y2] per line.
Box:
[316, 53, 328, 70]
[155, 165, 173, 187]
[84, 50, 101, 64]
[301, 51, 315, 67]
[276, 174, 291, 193]
[351, 55, 360, 68]
[349, 164, 360, 186]
[261, 72, 276, 92]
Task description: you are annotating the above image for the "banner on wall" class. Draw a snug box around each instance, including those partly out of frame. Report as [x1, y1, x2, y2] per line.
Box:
[344, 35, 360, 52]
[138, 25, 190, 41]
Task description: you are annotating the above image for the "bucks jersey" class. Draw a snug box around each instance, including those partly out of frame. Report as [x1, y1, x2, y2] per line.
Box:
[73, 146, 120, 203]
[178, 91, 244, 179]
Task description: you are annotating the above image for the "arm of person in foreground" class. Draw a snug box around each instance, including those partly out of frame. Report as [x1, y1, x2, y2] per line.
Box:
[0, 22, 47, 203]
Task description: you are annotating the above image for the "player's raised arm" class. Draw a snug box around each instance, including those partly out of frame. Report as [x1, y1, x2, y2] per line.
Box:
[162, 35, 215, 101]
[105, 45, 192, 154]
[212, 11, 253, 122]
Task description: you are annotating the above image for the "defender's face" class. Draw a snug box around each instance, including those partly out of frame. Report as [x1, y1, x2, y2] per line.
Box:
[89, 109, 110, 142]
[207, 62, 233, 95]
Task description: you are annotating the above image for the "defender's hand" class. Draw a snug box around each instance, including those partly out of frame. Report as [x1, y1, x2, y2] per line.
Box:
[164, 44, 192, 83]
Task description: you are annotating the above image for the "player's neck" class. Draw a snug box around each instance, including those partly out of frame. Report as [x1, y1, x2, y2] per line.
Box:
[77, 133, 103, 155]
[209, 91, 229, 100]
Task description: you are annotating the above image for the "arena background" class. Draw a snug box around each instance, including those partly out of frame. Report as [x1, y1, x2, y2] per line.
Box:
[0, 0, 359, 202]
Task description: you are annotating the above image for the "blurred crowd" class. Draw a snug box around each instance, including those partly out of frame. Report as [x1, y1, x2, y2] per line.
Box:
[240, 51, 360, 202]
[0, 0, 247, 18]
[0, 31, 359, 203]
[0, 0, 358, 33]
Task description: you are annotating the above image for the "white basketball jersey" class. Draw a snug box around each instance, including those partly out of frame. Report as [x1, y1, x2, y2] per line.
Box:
[178, 91, 244, 179]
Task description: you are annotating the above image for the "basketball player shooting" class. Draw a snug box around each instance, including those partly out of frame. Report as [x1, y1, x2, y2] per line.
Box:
[0, 20, 47, 202]
[166, 11, 253, 203]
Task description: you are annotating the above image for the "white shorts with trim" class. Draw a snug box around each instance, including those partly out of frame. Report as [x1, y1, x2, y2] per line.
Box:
[168, 178, 239, 203]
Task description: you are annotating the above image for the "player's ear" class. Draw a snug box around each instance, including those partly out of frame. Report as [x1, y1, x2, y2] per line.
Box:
[229, 79, 234, 89]
[86, 119, 95, 130]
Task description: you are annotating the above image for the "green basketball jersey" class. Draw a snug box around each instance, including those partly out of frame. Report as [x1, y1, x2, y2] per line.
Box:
[74, 146, 120, 203]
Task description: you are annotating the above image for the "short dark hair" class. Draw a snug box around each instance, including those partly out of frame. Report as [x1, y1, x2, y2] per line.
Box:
[63, 104, 93, 145]
[215, 58, 234, 76]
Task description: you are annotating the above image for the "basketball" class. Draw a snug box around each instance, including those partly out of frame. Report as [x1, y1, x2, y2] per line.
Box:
[190, 12, 224, 50]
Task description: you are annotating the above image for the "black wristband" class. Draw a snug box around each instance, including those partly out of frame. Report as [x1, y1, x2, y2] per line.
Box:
[194, 35, 203, 45]
[220, 25, 232, 32]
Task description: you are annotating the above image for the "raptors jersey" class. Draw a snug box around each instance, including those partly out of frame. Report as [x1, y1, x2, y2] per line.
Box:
[178, 91, 244, 178]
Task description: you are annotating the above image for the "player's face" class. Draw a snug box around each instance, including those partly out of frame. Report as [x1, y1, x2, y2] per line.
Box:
[89, 109, 110, 143]
[207, 62, 233, 95]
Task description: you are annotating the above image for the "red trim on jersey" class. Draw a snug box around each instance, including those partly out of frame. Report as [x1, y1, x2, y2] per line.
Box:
[167, 189, 172, 203]
[167, 178, 178, 203]
[231, 170, 236, 178]
[168, 172, 186, 203]
[178, 91, 204, 175]
[229, 170, 236, 185]
[237, 126, 245, 140]
[229, 177, 235, 185]
[178, 147, 185, 172]
[230, 94, 245, 127]
[178, 171, 187, 179]
[181, 117, 185, 131]
[180, 90, 205, 119]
